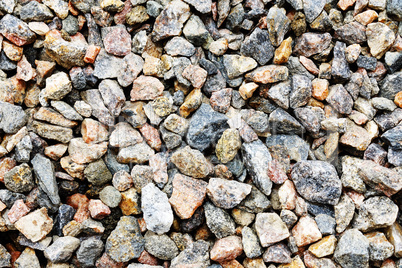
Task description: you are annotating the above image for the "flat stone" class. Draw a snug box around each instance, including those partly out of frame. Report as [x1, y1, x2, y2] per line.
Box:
[241, 139, 272, 196]
[334, 229, 370, 268]
[303, 0, 327, 22]
[207, 178, 251, 209]
[334, 194, 355, 233]
[15, 208, 53, 242]
[309, 235, 337, 258]
[31, 154, 60, 205]
[68, 138, 108, 164]
[268, 108, 305, 134]
[242, 226, 263, 259]
[76, 237, 104, 267]
[182, 65, 208, 88]
[245, 65, 288, 84]
[358, 160, 402, 196]
[169, 174, 208, 219]
[105, 216, 145, 262]
[103, 26, 131, 56]
[255, 213, 289, 247]
[326, 84, 353, 114]
[81, 89, 114, 126]
[291, 160, 342, 205]
[290, 74, 312, 109]
[98, 79, 126, 116]
[183, 15, 209, 46]
[382, 125, 402, 150]
[293, 32, 332, 57]
[116, 142, 155, 164]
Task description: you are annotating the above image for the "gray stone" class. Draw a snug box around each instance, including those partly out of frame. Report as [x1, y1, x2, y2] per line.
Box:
[268, 108, 305, 134]
[365, 232, 394, 261]
[183, 0, 211, 13]
[225, 4, 245, 30]
[332, 41, 351, 82]
[144, 231, 179, 260]
[222, 54, 257, 79]
[93, 49, 124, 79]
[105, 216, 145, 262]
[76, 237, 104, 268]
[141, 183, 174, 234]
[84, 159, 112, 186]
[0, 14, 36, 46]
[170, 240, 210, 268]
[303, 0, 326, 22]
[327, 84, 353, 114]
[382, 125, 402, 150]
[379, 71, 402, 100]
[315, 214, 336, 235]
[80, 89, 114, 126]
[20, 1, 53, 22]
[204, 201, 236, 239]
[4, 164, 34, 193]
[334, 22, 367, 45]
[207, 178, 251, 209]
[0, 101, 28, 134]
[387, 0, 402, 20]
[31, 154, 60, 205]
[388, 147, 402, 166]
[263, 243, 292, 264]
[51, 101, 83, 121]
[241, 139, 272, 196]
[62, 15, 79, 36]
[290, 74, 312, 109]
[183, 14, 209, 46]
[164, 37, 196, 57]
[44, 236, 80, 263]
[241, 28, 274, 65]
[98, 79, 126, 117]
[266, 135, 309, 162]
[334, 229, 370, 268]
[147, 1, 163, 17]
[117, 142, 155, 164]
[335, 194, 355, 233]
[266, 5, 291, 46]
[186, 103, 228, 152]
[117, 53, 144, 87]
[357, 55, 377, 71]
[99, 186, 122, 208]
[267, 81, 291, 109]
[353, 196, 398, 232]
[291, 160, 342, 205]
[0, 244, 11, 268]
[242, 226, 263, 258]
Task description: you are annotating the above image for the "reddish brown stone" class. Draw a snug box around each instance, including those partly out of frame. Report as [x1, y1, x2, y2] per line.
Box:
[84, 45, 101, 64]
[210, 236, 243, 262]
[130, 75, 164, 101]
[138, 250, 159, 265]
[299, 56, 319, 75]
[114, 0, 132, 25]
[16, 55, 36, 82]
[139, 123, 162, 151]
[88, 199, 111, 220]
[95, 252, 125, 268]
[169, 174, 208, 219]
[67, 193, 90, 223]
[104, 27, 131, 56]
[7, 199, 30, 224]
[182, 64, 208, 88]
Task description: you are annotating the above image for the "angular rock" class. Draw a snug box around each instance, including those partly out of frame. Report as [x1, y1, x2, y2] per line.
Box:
[144, 231, 179, 260]
[241, 28, 274, 65]
[366, 22, 395, 59]
[334, 229, 370, 268]
[44, 236, 80, 263]
[223, 54, 257, 79]
[245, 65, 288, 84]
[292, 215, 322, 247]
[15, 208, 53, 242]
[170, 146, 211, 178]
[0, 14, 36, 46]
[293, 32, 332, 57]
[31, 154, 60, 205]
[204, 201, 236, 239]
[255, 213, 290, 247]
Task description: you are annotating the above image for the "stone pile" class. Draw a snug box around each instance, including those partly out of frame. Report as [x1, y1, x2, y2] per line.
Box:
[0, 0, 401, 267]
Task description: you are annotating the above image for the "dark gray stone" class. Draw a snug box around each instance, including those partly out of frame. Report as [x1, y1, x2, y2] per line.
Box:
[382, 125, 402, 149]
[303, 0, 327, 23]
[204, 201, 236, 239]
[290, 74, 312, 109]
[357, 55, 377, 71]
[0, 101, 28, 134]
[144, 231, 179, 260]
[379, 71, 402, 100]
[170, 240, 210, 268]
[76, 237, 104, 268]
[62, 15, 79, 36]
[20, 1, 53, 22]
[240, 28, 274, 65]
[268, 108, 305, 135]
[332, 41, 351, 82]
[326, 84, 353, 115]
[266, 134, 309, 162]
[334, 229, 370, 268]
[31, 154, 60, 205]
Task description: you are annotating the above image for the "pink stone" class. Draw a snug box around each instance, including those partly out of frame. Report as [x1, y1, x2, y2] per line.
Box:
[139, 123, 162, 151]
[210, 88, 232, 113]
[182, 65, 208, 88]
[138, 250, 159, 265]
[210, 236, 243, 262]
[88, 199, 111, 220]
[95, 252, 125, 268]
[149, 153, 168, 187]
[8, 199, 30, 224]
[114, 0, 132, 25]
[16, 55, 36, 82]
[130, 75, 164, 101]
[81, 118, 109, 144]
[0, 201, 6, 212]
[169, 174, 208, 219]
[104, 27, 131, 56]
[268, 159, 288, 184]
[299, 56, 319, 75]
[292, 216, 322, 247]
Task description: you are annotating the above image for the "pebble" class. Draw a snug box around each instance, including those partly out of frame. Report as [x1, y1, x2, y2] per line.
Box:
[32, 154, 60, 205]
[242, 226, 263, 259]
[207, 178, 251, 209]
[309, 235, 337, 258]
[291, 161, 342, 205]
[170, 240, 210, 267]
[263, 243, 292, 264]
[142, 183, 174, 234]
[334, 193, 355, 233]
[4, 164, 34, 193]
[241, 28, 274, 65]
[292, 215, 322, 247]
[223, 54, 257, 79]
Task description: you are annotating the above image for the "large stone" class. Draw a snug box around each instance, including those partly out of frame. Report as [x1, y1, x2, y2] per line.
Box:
[291, 161, 342, 205]
[223, 54, 257, 79]
[334, 229, 370, 268]
[170, 240, 210, 268]
[15, 208, 53, 242]
[144, 231, 179, 260]
[44, 236, 80, 263]
[303, 0, 327, 22]
[366, 22, 396, 59]
[240, 28, 274, 65]
[292, 216, 322, 247]
[142, 183, 174, 234]
[0, 14, 36, 46]
[353, 196, 398, 232]
[68, 138, 108, 164]
[293, 32, 332, 57]
[170, 146, 211, 178]
[241, 139, 272, 196]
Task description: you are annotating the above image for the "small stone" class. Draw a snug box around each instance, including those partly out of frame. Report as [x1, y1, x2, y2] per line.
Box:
[242, 226, 263, 259]
[292, 215, 322, 247]
[68, 138, 108, 164]
[183, 14, 210, 46]
[43, 0, 69, 19]
[309, 235, 337, 258]
[15, 208, 53, 242]
[293, 32, 332, 57]
[139, 123, 162, 151]
[88, 199, 111, 219]
[223, 54, 257, 79]
[335, 194, 355, 233]
[44, 236, 80, 263]
[164, 37, 195, 57]
[353, 196, 398, 232]
[130, 75, 164, 101]
[119, 187, 140, 215]
[365, 232, 394, 261]
[345, 44, 361, 63]
[266, 5, 291, 46]
[289, 74, 312, 109]
[334, 229, 370, 268]
[263, 243, 292, 264]
[245, 65, 289, 84]
[358, 160, 402, 196]
[14, 247, 40, 268]
[0, 101, 28, 134]
[179, 88, 203, 118]
[209, 38, 229, 56]
[215, 129, 241, 163]
[204, 201, 236, 239]
[207, 178, 251, 209]
[332, 41, 351, 81]
[273, 37, 293, 65]
[386, 222, 402, 258]
[31, 154, 60, 205]
[255, 213, 290, 247]
[4, 164, 34, 193]
[210, 236, 243, 262]
[51, 101, 83, 121]
[326, 84, 353, 114]
[303, 0, 327, 22]
[151, 0, 191, 42]
[8, 199, 30, 224]
[106, 216, 145, 262]
[74, 101, 92, 117]
[0, 14, 36, 46]
[367, 22, 396, 59]
[239, 82, 258, 100]
[170, 146, 211, 178]
[98, 79, 126, 116]
[291, 161, 342, 205]
[241, 28, 274, 65]
[142, 183, 174, 234]
[182, 65, 208, 88]
[81, 118, 109, 144]
[103, 26, 131, 56]
[62, 15, 79, 36]
[84, 44, 101, 64]
[169, 174, 207, 219]
[42, 72, 72, 102]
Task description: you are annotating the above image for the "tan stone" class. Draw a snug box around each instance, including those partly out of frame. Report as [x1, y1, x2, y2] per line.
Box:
[394, 91, 402, 108]
[292, 216, 322, 247]
[179, 88, 203, 118]
[81, 118, 109, 144]
[355, 10, 378, 26]
[312, 78, 329, 101]
[182, 64, 208, 88]
[273, 37, 292, 64]
[15, 208, 53, 242]
[308, 235, 337, 257]
[210, 236, 243, 262]
[239, 82, 259, 100]
[338, 0, 356, 10]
